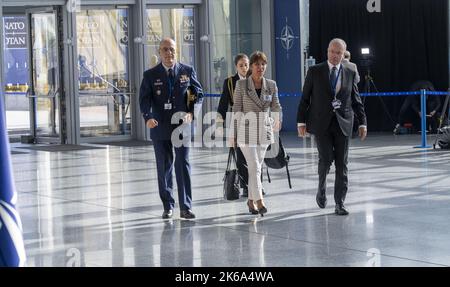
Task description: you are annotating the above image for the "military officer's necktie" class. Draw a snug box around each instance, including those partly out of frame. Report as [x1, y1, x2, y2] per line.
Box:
[168, 68, 175, 96]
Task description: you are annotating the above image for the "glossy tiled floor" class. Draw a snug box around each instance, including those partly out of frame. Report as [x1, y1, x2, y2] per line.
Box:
[10, 133, 450, 267]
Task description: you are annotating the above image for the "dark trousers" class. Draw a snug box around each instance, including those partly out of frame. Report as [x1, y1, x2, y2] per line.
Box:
[315, 117, 349, 205]
[398, 97, 414, 125]
[235, 147, 249, 189]
[153, 140, 192, 211]
[398, 98, 440, 132]
[400, 108, 440, 132]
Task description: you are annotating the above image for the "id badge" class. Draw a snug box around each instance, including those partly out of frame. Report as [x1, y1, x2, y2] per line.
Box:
[331, 99, 342, 111]
[263, 95, 272, 102]
[164, 103, 172, 110]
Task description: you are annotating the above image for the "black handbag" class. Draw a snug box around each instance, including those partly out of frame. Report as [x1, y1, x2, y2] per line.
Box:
[264, 137, 292, 189]
[223, 148, 240, 200]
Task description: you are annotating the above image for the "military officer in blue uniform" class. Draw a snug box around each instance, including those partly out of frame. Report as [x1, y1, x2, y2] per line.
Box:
[139, 38, 203, 219]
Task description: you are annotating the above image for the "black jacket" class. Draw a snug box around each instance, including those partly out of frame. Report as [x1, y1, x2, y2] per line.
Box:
[409, 80, 441, 114]
[297, 62, 367, 137]
[217, 73, 240, 121]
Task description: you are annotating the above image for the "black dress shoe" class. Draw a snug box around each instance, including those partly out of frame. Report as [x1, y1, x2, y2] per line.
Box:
[335, 204, 349, 216]
[162, 210, 173, 219]
[180, 209, 196, 219]
[316, 192, 327, 209]
[262, 188, 266, 196]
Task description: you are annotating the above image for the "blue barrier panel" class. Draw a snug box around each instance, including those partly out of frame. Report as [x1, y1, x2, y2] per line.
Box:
[425, 91, 448, 95]
[361, 91, 421, 97]
[361, 91, 448, 97]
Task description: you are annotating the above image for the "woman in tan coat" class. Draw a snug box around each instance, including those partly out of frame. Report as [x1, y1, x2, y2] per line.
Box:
[230, 51, 282, 215]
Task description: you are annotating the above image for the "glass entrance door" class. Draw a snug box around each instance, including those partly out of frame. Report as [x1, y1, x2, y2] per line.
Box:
[76, 7, 131, 138]
[26, 7, 62, 143]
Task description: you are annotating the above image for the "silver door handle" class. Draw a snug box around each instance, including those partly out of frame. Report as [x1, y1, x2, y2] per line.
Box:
[26, 94, 56, 98]
[26, 88, 57, 98]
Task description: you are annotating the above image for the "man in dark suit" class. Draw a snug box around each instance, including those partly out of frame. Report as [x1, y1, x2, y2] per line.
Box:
[297, 38, 367, 215]
[410, 81, 441, 133]
[342, 51, 361, 137]
[342, 51, 360, 84]
[139, 38, 203, 219]
[393, 80, 441, 134]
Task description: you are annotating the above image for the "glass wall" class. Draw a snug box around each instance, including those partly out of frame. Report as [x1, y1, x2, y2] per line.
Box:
[209, 0, 262, 94]
[76, 8, 131, 138]
[1, 2, 266, 142]
[145, 7, 195, 69]
[2, 15, 30, 136]
[30, 11, 60, 138]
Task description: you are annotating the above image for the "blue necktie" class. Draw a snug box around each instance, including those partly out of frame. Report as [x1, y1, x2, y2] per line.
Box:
[330, 66, 337, 94]
[168, 68, 175, 96]
[330, 66, 337, 86]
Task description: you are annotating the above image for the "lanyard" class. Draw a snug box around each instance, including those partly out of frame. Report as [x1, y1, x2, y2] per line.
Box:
[330, 66, 342, 97]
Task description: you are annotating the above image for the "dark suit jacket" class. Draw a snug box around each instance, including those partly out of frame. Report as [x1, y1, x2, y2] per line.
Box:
[409, 80, 440, 114]
[139, 62, 203, 140]
[297, 61, 367, 137]
[342, 60, 360, 84]
[217, 73, 240, 121]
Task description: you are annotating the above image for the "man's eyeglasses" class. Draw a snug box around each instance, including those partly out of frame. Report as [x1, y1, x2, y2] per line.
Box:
[160, 47, 176, 53]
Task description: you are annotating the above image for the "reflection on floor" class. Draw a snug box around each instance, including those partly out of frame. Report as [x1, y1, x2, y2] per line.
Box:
[11, 133, 450, 267]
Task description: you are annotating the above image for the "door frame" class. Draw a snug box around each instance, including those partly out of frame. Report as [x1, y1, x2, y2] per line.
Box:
[26, 6, 63, 144]
[76, 4, 135, 143]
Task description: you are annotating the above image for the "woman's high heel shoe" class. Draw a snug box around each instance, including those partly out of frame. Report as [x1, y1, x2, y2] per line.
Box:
[247, 200, 259, 215]
[258, 206, 267, 216]
[256, 200, 267, 216]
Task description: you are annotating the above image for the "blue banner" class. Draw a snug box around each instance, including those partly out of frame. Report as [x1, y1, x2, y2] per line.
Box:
[274, 0, 301, 131]
[3, 16, 29, 93]
[0, 95, 26, 267]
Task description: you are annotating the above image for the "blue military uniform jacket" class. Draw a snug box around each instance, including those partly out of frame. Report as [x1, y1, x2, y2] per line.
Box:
[139, 62, 203, 140]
